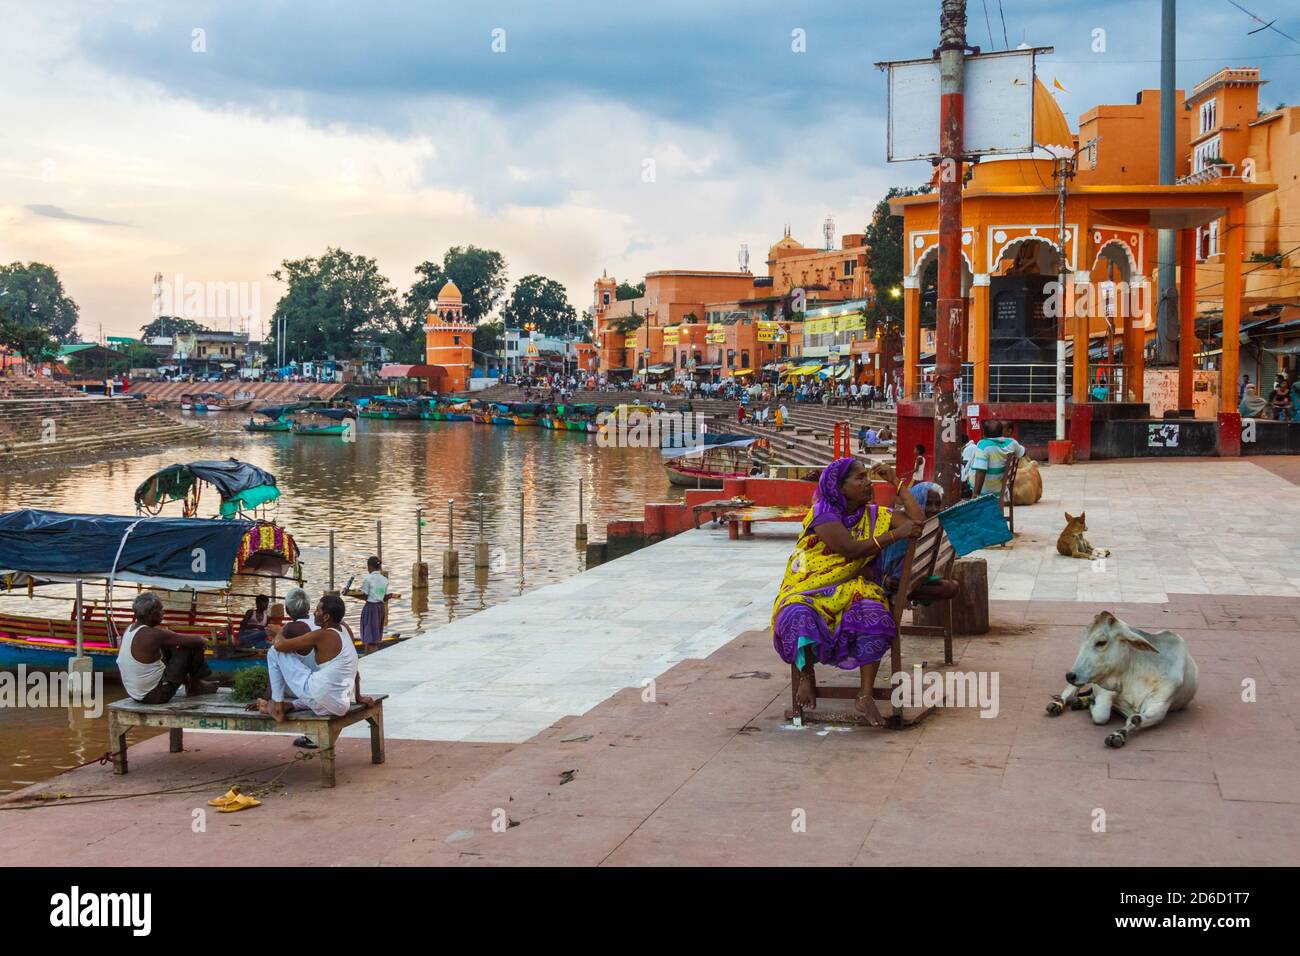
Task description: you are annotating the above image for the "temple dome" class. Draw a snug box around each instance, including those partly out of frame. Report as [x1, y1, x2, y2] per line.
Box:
[968, 78, 1076, 191]
[437, 279, 463, 302]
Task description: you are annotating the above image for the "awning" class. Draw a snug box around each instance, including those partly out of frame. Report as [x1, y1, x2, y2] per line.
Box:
[379, 364, 449, 379]
[1263, 343, 1300, 355]
[219, 362, 237, 369]
[731, 368, 754, 376]
[645, 363, 673, 374]
[783, 364, 823, 377]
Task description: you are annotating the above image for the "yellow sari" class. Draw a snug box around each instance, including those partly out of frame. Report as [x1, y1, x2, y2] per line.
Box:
[771, 502, 895, 669]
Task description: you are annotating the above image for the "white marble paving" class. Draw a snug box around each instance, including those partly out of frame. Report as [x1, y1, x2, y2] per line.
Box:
[350, 459, 1300, 743]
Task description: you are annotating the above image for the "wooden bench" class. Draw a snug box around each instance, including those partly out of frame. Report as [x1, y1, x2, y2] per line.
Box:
[691, 497, 754, 529]
[107, 688, 387, 788]
[716, 504, 807, 540]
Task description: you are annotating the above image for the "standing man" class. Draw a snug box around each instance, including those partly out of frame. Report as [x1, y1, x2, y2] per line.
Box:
[116, 592, 218, 703]
[969, 420, 1026, 498]
[357, 556, 389, 655]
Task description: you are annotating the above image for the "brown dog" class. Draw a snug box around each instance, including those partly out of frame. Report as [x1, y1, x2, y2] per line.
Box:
[1057, 512, 1109, 559]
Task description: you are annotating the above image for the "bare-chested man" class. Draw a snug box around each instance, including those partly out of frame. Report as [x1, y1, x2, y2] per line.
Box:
[248, 593, 374, 722]
[115, 592, 219, 703]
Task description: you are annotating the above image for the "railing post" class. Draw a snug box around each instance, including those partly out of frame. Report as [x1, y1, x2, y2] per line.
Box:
[412, 507, 428, 590]
[443, 498, 459, 579]
[474, 493, 489, 569]
[575, 477, 588, 542]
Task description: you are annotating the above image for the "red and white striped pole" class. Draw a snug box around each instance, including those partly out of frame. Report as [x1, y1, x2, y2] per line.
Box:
[933, 0, 967, 503]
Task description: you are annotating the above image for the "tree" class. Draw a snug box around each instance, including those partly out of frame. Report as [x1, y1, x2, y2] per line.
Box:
[501, 274, 577, 338]
[399, 246, 509, 364]
[139, 316, 208, 339]
[0, 302, 56, 363]
[269, 248, 400, 363]
[611, 310, 644, 336]
[0, 261, 80, 343]
[616, 280, 645, 301]
[472, 321, 504, 367]
[863, 185, 931, 332]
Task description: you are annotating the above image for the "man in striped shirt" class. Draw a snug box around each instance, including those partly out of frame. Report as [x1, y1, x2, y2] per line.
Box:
[970, 420, 1025, 498]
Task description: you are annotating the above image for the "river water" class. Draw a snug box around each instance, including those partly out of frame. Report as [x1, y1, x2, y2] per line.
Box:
[0, 413, 682, 793]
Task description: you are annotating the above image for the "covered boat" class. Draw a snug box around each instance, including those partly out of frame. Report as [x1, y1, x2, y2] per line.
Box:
[246, 401, 320, 432]
[290, 406, 356, 436]
[134, 459, 280, 518]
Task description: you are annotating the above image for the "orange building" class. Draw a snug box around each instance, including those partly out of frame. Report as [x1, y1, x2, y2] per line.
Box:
[891, 77, 1272, 460]
[423, 279, 474, 393]
[591, 228, 871, 379]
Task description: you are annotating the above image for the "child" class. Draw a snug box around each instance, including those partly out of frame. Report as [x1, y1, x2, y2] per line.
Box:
[358, 556, 389, 655]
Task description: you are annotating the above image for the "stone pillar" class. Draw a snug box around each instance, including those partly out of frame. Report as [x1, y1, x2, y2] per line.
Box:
[971, 274, 990, 403]
[1128, 278, 1147, 403]
[1221, 206, 1245, 411]
[903, 277, 921, 398]
[1072, 271, 1090, 404]
[1178, 229, 1197, 412]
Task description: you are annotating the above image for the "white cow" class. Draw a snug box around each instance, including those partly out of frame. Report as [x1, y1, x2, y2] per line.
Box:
[1045, 610, 1198, 748]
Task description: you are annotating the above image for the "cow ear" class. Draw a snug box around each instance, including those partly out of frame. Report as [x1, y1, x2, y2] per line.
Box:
[1120, 632, 1159, 653]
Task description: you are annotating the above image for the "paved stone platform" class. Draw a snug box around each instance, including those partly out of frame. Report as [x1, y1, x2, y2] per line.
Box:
[4, 591, 1295, 865]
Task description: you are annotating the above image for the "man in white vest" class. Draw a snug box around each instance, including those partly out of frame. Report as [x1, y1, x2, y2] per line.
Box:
[115, 592, 218, 703]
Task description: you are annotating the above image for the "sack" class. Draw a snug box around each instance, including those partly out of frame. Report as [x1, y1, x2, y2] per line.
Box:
[1012, 458, 1043, 506]
[937, 494, 1012, 555]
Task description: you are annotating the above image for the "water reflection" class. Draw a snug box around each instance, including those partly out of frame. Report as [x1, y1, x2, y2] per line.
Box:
[0, 415, 681, 791]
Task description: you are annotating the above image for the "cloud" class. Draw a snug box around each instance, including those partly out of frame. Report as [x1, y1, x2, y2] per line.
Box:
[25, 204, 129, 227]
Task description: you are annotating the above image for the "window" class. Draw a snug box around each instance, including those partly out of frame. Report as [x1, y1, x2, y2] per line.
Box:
[843, 259, 856, 276]
[1193, 136, 1222, 173]
[741, 350, 749, 368]
[453, 335, 460, 345]
[602, 292, 611, 305]
[1199, 99, 1216, 135]
[727, 350, 735, 369]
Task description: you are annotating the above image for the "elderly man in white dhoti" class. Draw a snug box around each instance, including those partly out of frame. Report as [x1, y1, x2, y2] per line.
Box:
[247, 593, 374, 721]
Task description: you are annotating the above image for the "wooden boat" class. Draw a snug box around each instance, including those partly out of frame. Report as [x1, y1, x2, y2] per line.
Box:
[290, 407, 355, 436]
[246, 401, 319, 432]
[360, 397, 419, 420]
[206, 392, 255, 412]
[662, 436, 764, 489]
[134, 458, 281, 518]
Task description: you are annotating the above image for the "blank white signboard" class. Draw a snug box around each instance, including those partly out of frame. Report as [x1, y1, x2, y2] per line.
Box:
[885, 49, 1038, 162]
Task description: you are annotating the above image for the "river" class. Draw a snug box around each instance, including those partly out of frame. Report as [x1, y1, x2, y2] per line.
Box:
[0, 413, 682, 793]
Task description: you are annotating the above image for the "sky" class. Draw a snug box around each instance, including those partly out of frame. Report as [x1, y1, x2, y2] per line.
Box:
[1, 0, 1297, 341]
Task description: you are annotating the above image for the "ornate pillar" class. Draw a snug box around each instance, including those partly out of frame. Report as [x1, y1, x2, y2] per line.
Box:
[903, 276, 921, 398]
[1072, 270, 1090, 404]
[1178, 228, 1197, 411]
[1221, 206, 1245, 409]
[970, 273, 990, 402]
[1128, 278, 1147, 403]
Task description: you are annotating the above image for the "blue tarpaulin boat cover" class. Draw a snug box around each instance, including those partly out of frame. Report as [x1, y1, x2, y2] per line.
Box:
[134, 459, 277, 512]
[0, 510, 257, 589]
[661, 433, 758, 460]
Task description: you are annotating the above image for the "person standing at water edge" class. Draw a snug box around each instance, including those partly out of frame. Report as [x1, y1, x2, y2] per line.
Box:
[116, 592, 218, 703]
[358, 556, 389, 655]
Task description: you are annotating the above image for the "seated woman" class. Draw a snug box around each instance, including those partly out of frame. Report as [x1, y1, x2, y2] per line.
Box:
[235, 594, 271, 649]
[879, 481, 960, 605]
[772, 458, 921, 726]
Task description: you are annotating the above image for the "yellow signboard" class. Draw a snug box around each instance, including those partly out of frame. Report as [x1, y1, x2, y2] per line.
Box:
[706, 323, 726, 345]
[805, 317, 835, 335]
[835, 313, 866, 332]
[662, 325, 680, 346]
[757, 321, 786, 342]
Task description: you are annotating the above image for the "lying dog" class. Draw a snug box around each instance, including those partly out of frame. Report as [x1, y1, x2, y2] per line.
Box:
[1046, 610, 1198, 748]
[1056, 512, 1109, 559]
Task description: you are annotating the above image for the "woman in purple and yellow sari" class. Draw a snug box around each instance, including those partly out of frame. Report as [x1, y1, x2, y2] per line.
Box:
[772, 458, 922, 725]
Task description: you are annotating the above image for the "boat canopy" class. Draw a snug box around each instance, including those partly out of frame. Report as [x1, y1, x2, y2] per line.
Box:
[0, 510, 275, 590]
[294, 407, 355, 421]
[253, 401, 319, 419]
[661, 434, 759, 460]
[134, 459, 280, 517]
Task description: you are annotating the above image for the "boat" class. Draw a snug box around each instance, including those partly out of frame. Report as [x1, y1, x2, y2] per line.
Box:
[290, 407, 356, 436]
[205, 391, 255, 412]
[134, 459, 281, 518]
[661, 435, 766, 488]
[179, 392, 214, 412]
[359, 397, 420, 420]
[245, 401, 321, 432]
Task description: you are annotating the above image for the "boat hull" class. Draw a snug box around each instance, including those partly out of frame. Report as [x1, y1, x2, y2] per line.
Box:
[246, 420, 290, 432]
[664, 463, 748, 488]
[292, 424, 350, 436]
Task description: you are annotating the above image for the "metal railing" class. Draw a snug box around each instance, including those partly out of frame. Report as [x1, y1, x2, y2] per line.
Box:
[1085, 363, 1128, 403]
[917, 363, 1069, 404]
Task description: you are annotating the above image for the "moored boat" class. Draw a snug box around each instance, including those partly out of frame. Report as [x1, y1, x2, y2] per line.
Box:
[290, 407, 356, 436]
[661, 435, 765, 488]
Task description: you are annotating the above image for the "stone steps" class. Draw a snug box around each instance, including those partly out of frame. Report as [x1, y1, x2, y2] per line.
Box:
[0, 396, 211, 465]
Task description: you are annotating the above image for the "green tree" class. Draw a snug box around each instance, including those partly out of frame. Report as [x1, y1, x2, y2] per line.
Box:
[616, 280, 645, 301]
[139, 316, 208, 339]
[864, 185, 931, 331]
[0, 261, 80, 343]
[472, 321, 504, 367]
[399, 247, 509, 364]
[268, 248, 400, 363]
[0, 303, 57, 363]
[501, 274, 577, 338]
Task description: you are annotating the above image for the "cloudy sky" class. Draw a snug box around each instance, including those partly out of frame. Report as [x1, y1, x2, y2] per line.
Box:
[1, 0, 1296, 340]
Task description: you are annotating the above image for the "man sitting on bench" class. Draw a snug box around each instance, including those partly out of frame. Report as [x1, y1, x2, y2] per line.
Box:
[249, 593, 374, 722]
[116, 592, 219, 704]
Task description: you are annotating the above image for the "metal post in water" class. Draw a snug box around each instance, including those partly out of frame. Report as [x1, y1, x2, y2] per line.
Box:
[474, 493, 489, 569]
[519, 493, 525, 576]
[442, 498, 459, 579]
[376, 519, 383, 564]
[575, 476, 588, 543]
[328, 530, 336, 594]
[74, 579, 84, 658]
[412, 506, 428, 590]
